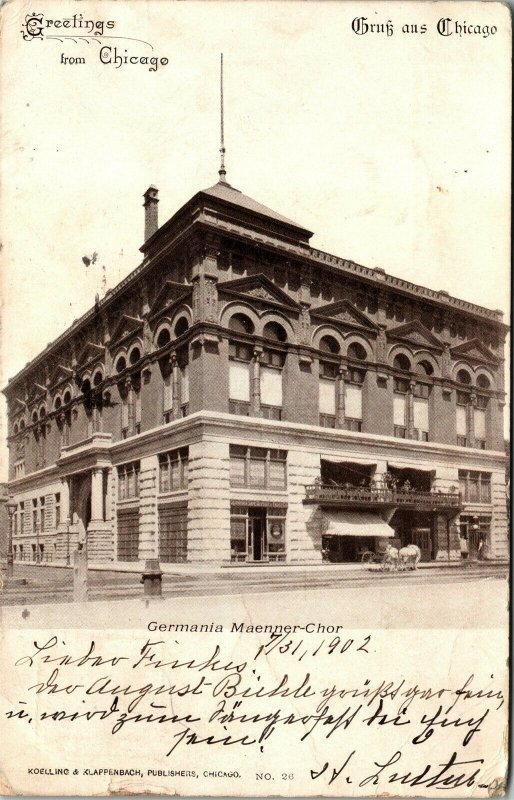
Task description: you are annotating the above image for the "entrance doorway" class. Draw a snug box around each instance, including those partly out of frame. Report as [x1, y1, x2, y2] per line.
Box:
[390, 510, 434, 560]
[230, 505, 287, 563]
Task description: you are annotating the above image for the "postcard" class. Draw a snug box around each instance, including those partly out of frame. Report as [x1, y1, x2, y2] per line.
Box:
[0, 1, 510, 797]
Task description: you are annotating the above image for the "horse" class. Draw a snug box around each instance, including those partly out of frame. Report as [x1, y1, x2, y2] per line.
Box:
[398, 544, 421, 570]
[382, 543, 399, 571]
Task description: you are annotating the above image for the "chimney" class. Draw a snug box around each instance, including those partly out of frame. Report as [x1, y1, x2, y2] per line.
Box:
[143, 185, 159, 241]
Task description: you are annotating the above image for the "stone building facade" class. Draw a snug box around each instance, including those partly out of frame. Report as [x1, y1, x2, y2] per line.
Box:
[3, 177, 508, 565]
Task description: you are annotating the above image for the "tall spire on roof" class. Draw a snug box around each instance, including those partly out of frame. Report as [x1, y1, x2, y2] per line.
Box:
[218, 52, 227, 183]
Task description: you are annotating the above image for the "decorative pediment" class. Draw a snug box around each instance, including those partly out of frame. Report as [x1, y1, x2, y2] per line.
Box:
[450, 338, 498, 364]
[48, 364, 74, 389]
[218, 274, 300, 311]
[311, 300, 377, 331]
[108, 315, 144, 350]
[387, 320, 443, 350]
[149, 282, 192, 320]
[77, 341, 105, 368]
[27, 384, 46, 407]
[11, 397, 27, 413]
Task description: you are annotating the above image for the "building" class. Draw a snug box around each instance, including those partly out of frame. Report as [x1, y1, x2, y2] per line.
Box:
[3, 170, 509, 566]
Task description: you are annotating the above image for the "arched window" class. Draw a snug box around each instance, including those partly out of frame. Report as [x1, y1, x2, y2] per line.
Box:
[347, 342, 367, 361]
[174, 317, 189, 338]
[115, 356, 127, 374]
[456, 368, 472, 385]
[54, 396, 62, 411]
[39, 405, 46, 420]
[32, 411, 38, 425]
[92, 370, 103, 387]
[13, 423, 18, 435]
[393, 353, 411, 372]
[157, 328, 171, 349]
[263, 321, 287, 342]
[129, 347, 141, 366]
[477, 374, 490, 389]
[20, 419, 25, 431]
[416, 360, 434, 376]
[63, 390, 72, 405]
[319, 335, 340, 354]
[229, 313, 254, 335]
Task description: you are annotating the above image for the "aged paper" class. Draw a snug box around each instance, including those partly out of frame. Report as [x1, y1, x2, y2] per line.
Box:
[0, 1, 510, 797]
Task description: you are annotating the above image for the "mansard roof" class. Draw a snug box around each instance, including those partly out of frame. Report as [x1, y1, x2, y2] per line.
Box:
[201, 181, 309, 233]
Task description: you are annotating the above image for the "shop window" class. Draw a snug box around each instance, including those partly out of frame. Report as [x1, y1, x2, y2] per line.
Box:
[159, 447, 189, 493]
[229, 446, 287, 490]
[458, 470, 492, 503]
[117, 461, 140, 500]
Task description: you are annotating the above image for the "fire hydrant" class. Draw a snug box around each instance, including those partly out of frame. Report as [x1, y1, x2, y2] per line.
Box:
[141, 559, 163, 597]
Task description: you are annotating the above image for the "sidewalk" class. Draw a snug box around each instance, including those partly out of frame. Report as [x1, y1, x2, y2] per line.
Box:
[5, 556, 508, 578]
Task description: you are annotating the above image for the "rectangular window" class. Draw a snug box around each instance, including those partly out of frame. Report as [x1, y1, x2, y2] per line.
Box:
[319, 378, 336, 416]
[117, 462, 140, 500]
[19, 502, 24, 534]
[229, 361, 251, 402]
[55, 493, 60, 527]
[345, 384, 363, 421]
[474, 408, 486, 440]
[229, 446, 287, 490]
[229, 342, 253, 361]
[320, 361, 338, 379]
[413, 397, 429, 440]
[260, 367, 283, 407]
[121, 397, 129, 437]
[163, 375, 173, 415]
[158, 448, 188, 492]
[393, 393, 407, 426]
[456, 405, 467, 437]
[249, 447, 267, 488]
[180, 364, 189, 407]
[458, 471, 492, 503]
[229, 445, 247, 486]
[32, 499, 38, 531]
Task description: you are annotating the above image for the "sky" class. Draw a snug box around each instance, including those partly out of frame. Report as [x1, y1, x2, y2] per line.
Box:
[1, 1, 510, 479]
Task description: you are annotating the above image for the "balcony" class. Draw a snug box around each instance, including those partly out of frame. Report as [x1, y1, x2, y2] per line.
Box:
[304, 482, 462, 511]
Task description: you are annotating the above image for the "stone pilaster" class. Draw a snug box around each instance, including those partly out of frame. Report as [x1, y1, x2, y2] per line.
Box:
[286, 449, 322, 563]
[489, 470, 508, 559]
[187, 440, 230, 562]
[138, 455, 159, 562]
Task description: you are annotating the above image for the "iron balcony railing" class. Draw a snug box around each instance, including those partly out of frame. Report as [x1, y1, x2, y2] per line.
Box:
[304, 483, 462, 509]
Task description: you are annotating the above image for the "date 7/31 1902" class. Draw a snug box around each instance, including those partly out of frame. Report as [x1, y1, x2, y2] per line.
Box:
[253, 633, 372, 663]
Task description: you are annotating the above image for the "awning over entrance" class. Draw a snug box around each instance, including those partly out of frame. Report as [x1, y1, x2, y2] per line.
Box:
[324, 511, 395, 538]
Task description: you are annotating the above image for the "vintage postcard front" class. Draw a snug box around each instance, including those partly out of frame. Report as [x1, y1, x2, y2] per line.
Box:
[0, 1, 510, 797]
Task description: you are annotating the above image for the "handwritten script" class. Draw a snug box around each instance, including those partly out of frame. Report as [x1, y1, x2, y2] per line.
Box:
[2, 628, 507, 795]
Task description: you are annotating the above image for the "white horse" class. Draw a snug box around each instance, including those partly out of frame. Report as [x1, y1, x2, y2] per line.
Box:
[382, 543, 399, 571]
[398, 544, 421, 570]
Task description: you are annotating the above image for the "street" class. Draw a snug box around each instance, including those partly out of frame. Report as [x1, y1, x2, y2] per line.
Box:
[0, 562, 508, 629]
